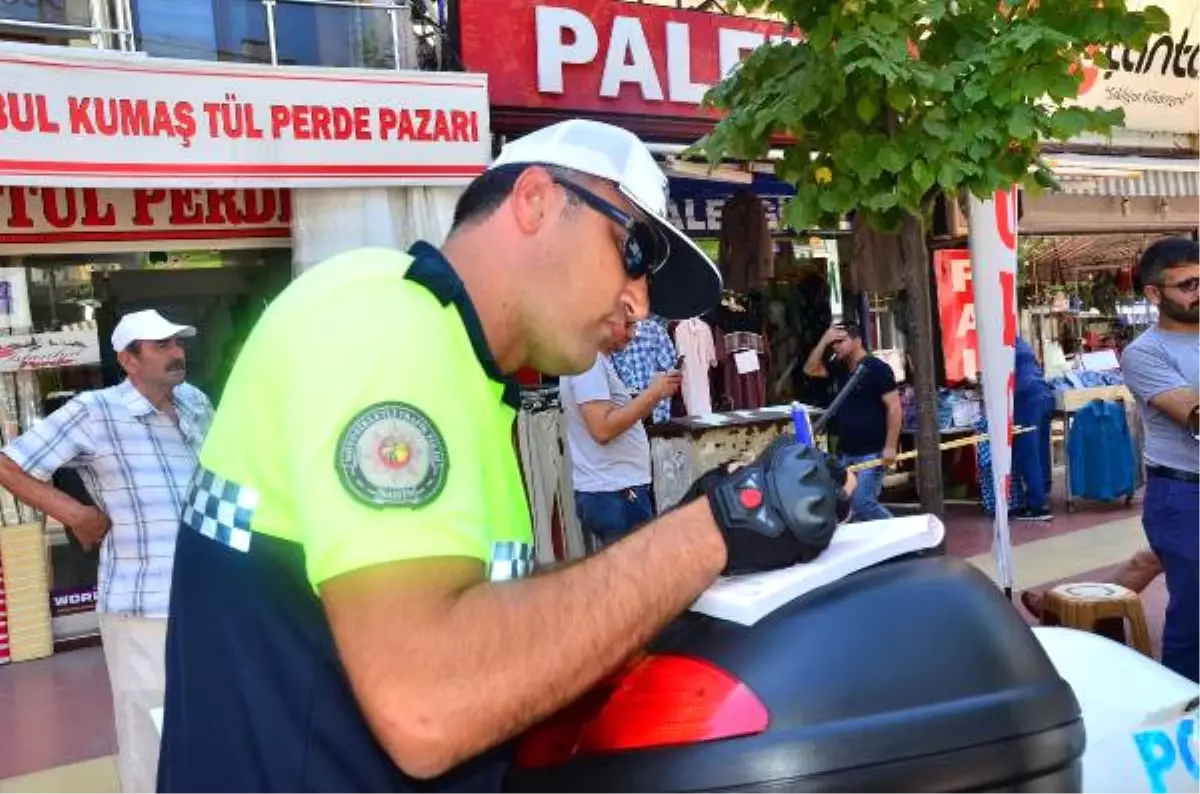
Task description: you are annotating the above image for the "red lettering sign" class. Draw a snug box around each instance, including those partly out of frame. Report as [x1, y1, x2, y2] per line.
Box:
[0, 47, 491, 188]
[934, 249, 979, 384]
[1000, 270, 1017, 347]
[0, 187, 292, 254]
[994, 187, 1018, 251]
[457, 0, 796, 139]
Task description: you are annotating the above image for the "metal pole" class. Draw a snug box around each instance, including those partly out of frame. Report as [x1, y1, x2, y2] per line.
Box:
[389, 3, 402, 70]
[264, 0, 279, 65]
[87, 0, 108, 48]
[119, 0, 136, 52]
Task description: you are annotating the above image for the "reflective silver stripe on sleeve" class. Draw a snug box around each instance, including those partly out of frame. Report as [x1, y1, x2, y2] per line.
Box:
[488, 541, 535, 582]
[181, 467, 259, 554]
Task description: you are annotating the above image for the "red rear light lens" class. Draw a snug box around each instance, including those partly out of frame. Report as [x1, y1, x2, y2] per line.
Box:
[514, 654, 769, 770]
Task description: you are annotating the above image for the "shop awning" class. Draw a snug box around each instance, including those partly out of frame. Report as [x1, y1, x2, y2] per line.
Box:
[1048, 155, 1200, 198]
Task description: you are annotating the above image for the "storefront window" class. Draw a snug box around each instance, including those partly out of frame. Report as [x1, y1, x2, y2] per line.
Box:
[0, 244, 291, 646]
[132, 0, 400, 68]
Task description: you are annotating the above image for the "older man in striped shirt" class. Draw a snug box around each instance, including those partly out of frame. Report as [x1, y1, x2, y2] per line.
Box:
[0, 310, 213, 794]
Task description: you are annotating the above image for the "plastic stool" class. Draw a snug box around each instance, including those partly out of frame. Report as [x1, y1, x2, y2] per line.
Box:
[1039, 582, 1154, 657]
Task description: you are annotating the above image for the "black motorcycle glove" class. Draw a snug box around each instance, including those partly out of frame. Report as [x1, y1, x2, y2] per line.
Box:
[687, 437, 849, 576]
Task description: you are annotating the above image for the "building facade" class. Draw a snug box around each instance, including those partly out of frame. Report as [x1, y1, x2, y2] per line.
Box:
[0, 0, 488, 652]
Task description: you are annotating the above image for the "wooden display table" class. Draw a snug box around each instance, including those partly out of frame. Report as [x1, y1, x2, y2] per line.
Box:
[647, 405, 825, 512]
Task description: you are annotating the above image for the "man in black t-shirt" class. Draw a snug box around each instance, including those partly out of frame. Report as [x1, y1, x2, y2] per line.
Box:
[804, 324, 902, 522]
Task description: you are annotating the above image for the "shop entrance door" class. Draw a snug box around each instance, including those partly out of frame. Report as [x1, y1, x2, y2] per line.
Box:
[93, 261, 291, 403]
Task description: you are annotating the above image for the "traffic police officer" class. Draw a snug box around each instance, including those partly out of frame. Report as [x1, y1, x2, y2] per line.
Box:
[158, 120, 852, 792]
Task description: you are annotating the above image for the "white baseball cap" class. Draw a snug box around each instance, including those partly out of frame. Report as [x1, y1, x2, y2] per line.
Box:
[111, 310, 196, 353]
[490, 119, 722, 320]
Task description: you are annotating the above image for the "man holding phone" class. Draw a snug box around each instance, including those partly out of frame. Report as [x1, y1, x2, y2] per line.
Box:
[610, 315, 679, 424]
[562, 318, 682, 547]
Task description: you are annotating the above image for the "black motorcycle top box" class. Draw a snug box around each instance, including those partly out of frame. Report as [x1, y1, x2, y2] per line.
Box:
[506, 557, 1085, 793]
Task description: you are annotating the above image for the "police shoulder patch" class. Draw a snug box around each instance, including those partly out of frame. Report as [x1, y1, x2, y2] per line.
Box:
[336, 402, 449, 508]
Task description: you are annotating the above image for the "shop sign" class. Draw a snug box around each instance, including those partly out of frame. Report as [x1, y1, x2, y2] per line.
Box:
[457, 0, 796, 129]
[49, 586, 98, 618]
[668, 175, 795, 235]
[0, 187, 291, 254]
[1073, 0, 1198, 135]
[934, 249, 978, 384]
[0, 329, 101, 371]
[0, 43, 490, 188]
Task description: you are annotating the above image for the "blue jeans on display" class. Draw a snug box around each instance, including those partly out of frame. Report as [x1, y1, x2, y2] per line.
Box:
[1013, 390, 1053, 512]
[1142, 475, 1199, 683]
[575, 485, 654, 548]
[840, 452, 894, 523]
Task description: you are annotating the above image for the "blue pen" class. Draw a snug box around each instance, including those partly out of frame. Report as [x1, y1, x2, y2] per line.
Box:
[791, 401, 813, 446]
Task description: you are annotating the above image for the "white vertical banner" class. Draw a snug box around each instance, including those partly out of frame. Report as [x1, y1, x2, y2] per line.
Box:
[968, 187, 1020, 594]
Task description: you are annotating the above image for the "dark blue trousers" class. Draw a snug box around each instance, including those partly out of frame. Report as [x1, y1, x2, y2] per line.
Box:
[1013, 391, 1053, 512]
[1142, 474, 1199, 683]
[575, 485, 654, 548]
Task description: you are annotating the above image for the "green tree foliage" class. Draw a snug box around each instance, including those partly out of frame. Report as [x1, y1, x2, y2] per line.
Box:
[699, 0, 1170, 231]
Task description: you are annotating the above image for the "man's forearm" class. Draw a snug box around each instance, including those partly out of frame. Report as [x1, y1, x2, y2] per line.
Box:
[885, 404, 902, 450]
[0, 455, 86, 526]
[803, 343, 830, 378]
[597, 388, 662, 441]
[367, 500, 726, 777]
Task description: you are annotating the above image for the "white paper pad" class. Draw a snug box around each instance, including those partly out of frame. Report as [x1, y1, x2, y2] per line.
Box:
[690, 514, 945, 626]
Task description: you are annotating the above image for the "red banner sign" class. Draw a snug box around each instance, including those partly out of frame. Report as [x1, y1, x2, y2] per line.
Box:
[0, 187, 291, 254]
[456, 0, 795, 138]
[934, 249, 978, 384]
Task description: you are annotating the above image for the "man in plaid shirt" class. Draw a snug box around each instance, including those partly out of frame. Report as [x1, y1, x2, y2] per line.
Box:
[0, 310, 213, 794]
[610, 315, 678, 424]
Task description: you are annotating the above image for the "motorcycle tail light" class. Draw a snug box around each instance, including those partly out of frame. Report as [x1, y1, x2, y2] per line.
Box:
[514, 654, 769, 770]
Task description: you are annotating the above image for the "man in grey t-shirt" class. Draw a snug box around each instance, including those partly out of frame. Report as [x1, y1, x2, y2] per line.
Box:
[1120, 236, 1199, 683]
[562, 318, 681, 548]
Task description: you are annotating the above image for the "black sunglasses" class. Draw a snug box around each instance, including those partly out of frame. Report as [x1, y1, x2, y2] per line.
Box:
[553, 178, 669, 280]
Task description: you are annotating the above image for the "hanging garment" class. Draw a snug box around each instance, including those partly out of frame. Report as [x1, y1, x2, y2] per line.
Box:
[719, 191, 773, 293]
[673, 318, 718, 416]
[1067, 400, 1137, 502]
[713, 326, 768, 410]
[517, 408, 586, 564]
[843, 218, 905, 293]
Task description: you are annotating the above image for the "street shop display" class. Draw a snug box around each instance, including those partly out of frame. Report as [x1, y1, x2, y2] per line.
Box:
[1068, 400, 1139, 502]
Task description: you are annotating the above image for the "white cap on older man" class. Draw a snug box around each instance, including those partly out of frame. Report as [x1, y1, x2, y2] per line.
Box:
[490, 119, 723, 320]
[111, 310, 196, 353]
